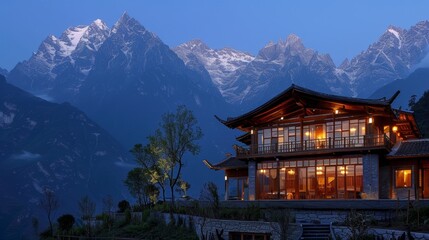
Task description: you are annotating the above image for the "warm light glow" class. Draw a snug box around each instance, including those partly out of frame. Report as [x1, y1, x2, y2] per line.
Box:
[392, 126, 398, 133]
[225, 175, 228, 181]
[281, 167, 286, 171]
[350, 128, 356, 132]
[288, 169, 295, 175]
[305, 131, 310, 136]
[368, 117, 373, 124]
[280, 117, 284, 120]
[335, 109, 339, 114]
[395, 169, 412, 188]
[251, 129, 254, 134]
[316, 171, 323, 175]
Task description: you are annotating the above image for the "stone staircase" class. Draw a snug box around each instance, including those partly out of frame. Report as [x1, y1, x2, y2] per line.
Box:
[300, 224, 331, 240]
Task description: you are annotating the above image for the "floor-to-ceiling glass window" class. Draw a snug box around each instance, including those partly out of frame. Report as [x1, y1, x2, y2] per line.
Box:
[257, 157, 363, 200]
[228, 177, 248, 200]
[256, 162, 279, 199]
[256, 118, 368, 155]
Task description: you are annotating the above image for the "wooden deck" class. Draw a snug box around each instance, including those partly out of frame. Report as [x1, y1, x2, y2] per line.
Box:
[235, 134, 393, 159]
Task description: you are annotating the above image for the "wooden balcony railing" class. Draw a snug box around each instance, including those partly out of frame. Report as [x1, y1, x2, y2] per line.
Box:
[235, 134, 393, 157]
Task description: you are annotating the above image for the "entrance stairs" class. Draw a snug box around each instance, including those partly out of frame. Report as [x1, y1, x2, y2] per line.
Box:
[300, 224, 331, 240]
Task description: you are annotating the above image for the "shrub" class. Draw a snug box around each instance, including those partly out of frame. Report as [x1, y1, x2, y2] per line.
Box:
[57, 214, 75, 233]
[118, 200, 131, 213]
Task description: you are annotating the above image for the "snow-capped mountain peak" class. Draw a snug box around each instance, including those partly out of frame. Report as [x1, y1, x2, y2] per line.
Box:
[174, 40, 255, 98]
[180, 39, 210, 52]
[111, 11, 151, 37]
[341, 22, 429, 97]
[93, 19, 109, 31]
[285, 33, 302, 45]
[58, 25, 90, 57]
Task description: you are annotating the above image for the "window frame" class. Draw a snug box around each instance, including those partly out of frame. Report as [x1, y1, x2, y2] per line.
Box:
[394, 167, 413, 189]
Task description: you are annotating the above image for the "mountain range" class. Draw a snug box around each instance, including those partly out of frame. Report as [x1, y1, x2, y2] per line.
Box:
[8, 15, 429, 109]
[3, 12, 429, 238]
[0, 74, 131, 239]
[370, 68, 429, 109]
[174, 21, 429, 106]
[0, 67, 8, 77]
[7, 12, 231, 200]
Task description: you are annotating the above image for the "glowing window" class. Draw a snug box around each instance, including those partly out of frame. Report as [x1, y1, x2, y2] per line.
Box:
[395, 169, 412, 188]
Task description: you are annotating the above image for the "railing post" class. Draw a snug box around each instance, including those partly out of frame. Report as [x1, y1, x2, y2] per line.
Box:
[329, 137, 331, 149]
[304, 140, 307, 150]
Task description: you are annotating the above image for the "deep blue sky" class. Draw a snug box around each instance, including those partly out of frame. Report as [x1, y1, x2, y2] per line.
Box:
[1, 0, 429, 70]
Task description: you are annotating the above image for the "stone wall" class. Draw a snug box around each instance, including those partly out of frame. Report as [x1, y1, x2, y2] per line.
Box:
[362, 154, 379, 199]
[162, 213, 301, 240]
[332, 226, 429, 240]
[248, 161, 256, 201]
[294, 209, 395, 224]
[379, 165, 391, 199]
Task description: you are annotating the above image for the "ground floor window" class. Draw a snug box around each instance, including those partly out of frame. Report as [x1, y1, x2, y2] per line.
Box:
[230, 232, 271, 240]
[227, 177, 248, 200]
[257, 157, 363, 200]
[395, 169, 412, 188]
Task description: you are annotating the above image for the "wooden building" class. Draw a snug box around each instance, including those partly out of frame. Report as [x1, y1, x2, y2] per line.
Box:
[204, 85, 428, 201]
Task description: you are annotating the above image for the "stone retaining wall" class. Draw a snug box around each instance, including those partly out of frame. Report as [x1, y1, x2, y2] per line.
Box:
[162, 213, 301, 240]
[295, 209, 395, 224]
[332, 226, 429, 240]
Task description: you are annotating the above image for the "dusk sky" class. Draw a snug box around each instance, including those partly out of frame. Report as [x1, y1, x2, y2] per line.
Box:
[1, 0, 429, 70]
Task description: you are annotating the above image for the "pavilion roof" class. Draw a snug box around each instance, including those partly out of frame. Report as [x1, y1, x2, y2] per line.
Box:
[387, 139, 429, 159]
[216, 84, 399, 131]
[203, 156, 248, 170]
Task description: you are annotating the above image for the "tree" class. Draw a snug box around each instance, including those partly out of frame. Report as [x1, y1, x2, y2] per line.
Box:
[40, 187, 59, 236]
[199, 182, 220, 217]
[131, 143, 168, 202]
[57, 214, 75, 233]
[102, 195, 114, 214]
[78, 196, 96, 236]
[176, 179, 191, 198]
[265, 208, 292, 240]
[124, 168, 151, 208]
[412, 91, 429, 137]
[145, 105, 203, 205]
[32, 217, 39, 238]
[408, 94, 417, 110]
[118, 200, 131, 213]
[145, 184, 160, 205]
[344, 210, 371, 240]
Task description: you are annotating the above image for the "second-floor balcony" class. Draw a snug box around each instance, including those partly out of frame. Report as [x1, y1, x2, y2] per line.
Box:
[235, 134, 393, 158]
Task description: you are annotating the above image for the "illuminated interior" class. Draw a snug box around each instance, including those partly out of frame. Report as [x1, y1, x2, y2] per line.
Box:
[256, 157, 363, 200]
[395, 169, 412, 188]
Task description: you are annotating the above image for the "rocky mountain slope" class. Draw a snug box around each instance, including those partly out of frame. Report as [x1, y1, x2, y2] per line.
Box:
[0, 74, 131, 239]
[7, 13, 231, 199]
[174, 40, 254, 103]
[0, 67, 8, 77]
[342, 21, 429, 97]
[175, 21, 429, 105]
[370, 68, 429, 109]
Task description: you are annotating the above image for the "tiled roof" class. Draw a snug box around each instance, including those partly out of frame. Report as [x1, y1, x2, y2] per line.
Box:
[203, 157, 248, 170]
[388, 139, 429, 158]
[216, 84, 398, 129]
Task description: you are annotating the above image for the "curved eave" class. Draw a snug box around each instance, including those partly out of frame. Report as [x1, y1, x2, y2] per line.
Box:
[393, 109, 421, 139]
[236, 132, 251, 145]
[217, 84, 396, 130]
